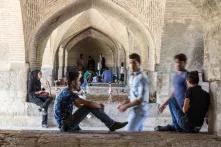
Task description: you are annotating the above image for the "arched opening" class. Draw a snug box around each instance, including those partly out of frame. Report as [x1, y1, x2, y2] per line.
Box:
[29, 0, 155, 72]
[25, 0, 212, 131]
[67, 38, 114, 71]
[25, 0, 156, 130]
[50, 28, 126, 82]
[2, 0, 219, 135]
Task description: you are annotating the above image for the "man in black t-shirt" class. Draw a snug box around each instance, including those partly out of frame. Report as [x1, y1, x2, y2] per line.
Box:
[155, 71, 210, 133]
[182, 71, 210, 132]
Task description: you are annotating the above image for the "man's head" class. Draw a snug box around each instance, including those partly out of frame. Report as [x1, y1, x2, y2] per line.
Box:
[187, 71, 199, 87]
[80, 54, 83, 58]
[66, 69, 80, 90]
[129, 53, 141, 72]
[174, 53, 187, 71]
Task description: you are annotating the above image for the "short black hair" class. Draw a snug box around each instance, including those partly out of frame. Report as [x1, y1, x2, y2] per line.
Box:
[66, 68, 79, 86]
[174, 53, 187, 62]
[129, 53, 141, 64]
[187, 71, 199, 84]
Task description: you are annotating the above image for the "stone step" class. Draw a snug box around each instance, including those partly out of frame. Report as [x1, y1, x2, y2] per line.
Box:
[0, 130, 220, 147]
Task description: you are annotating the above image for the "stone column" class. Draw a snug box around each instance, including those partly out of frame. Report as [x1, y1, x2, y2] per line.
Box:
[0, 0, 30, 127]
[58, 46, 64, 79]
[64, 49, 68, 77]
[203, 21, 221, 137]
[209, 82, 221, 136]
[0, 0, 27, 102]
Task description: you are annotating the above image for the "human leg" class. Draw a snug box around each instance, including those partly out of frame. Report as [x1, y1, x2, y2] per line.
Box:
[37, 96, 52, 127]
[155, 97, 184, 132]
[127, 110, 147, 132]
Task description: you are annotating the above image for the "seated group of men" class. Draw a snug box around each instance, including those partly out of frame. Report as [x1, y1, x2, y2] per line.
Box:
[28, 53, 210, 133]
[82, 67, 113, 84]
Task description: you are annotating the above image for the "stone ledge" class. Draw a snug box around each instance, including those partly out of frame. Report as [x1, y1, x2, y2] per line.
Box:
[0, 130, 220, 147]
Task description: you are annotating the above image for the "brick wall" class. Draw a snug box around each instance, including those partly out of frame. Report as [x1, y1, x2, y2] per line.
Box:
[19, 0, 166, 69]
[0, 0, 25, 65]
[160, 0, 203, 72]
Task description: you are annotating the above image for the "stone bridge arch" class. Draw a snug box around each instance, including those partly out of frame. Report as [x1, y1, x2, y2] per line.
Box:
[29, 0, 156, 71]
[50, 27, 127, 80]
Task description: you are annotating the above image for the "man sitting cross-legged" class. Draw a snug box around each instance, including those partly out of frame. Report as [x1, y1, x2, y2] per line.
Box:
[155, 71, 210, 133]
[54, 69, 128, 132]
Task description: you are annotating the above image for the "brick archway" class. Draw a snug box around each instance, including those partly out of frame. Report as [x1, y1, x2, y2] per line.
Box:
[50, 27, 126, 81]
[25, 0, 156, 71]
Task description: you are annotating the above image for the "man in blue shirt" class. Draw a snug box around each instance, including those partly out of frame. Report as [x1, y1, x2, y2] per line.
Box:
[117, 53, 149, 132]
[102, 67, 113, 83]
[155, 53, 188, 132]
[54, 70, 127, 132]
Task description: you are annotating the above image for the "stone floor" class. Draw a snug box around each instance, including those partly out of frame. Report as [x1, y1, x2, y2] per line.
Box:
[0, 130, 220, 147]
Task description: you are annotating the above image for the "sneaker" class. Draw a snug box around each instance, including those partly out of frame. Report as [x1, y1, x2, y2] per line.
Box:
[109, 122, 128, 132]
[60, 125, 67, 132]
[38, 107, 46, 113]
[41, 108, 47, 115]
[154, 125, 176, 132]
[38, 107, 42, 112]
[42, 124, 48, 128]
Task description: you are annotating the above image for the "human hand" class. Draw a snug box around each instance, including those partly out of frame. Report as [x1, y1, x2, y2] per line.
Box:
[159, 104, 166, 113]
[35, 91, 42, 95]
[117, 104, 122, 110]
[118, 105, 128, 112]
[99, 103, 104, 108]
[96, 103, 104, 109]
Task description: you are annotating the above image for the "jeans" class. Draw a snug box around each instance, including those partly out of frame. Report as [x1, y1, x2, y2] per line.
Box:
[168, 97, 200, 133]
[127, 108, 147, 132]
[29, 94, 52, 125]
[62, 106, 115, 131]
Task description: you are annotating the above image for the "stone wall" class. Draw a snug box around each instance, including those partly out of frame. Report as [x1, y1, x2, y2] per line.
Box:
[160, 0, 203, 72]
[157, 0, 204, 102]
[0, 0, 27, 102]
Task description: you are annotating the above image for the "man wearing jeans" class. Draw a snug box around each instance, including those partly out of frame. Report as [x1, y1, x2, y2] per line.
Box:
[54, 70, 127, 132]
[156, 71, 210, 133]
[118, 53, 149, 132]
[155, 53, 188, 131]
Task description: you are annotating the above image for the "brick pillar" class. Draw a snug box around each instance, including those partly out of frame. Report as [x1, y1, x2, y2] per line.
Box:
[64, 49, 68, 77]
[209, 82, 221, 136]
[58, 46, 64, 80]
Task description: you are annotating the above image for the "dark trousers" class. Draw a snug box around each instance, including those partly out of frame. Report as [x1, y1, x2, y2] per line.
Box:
[120, 74, 124, 82]
[168, 97, 200, 133]
[62, 106, 115, 131]
[29, 95, 52, 125]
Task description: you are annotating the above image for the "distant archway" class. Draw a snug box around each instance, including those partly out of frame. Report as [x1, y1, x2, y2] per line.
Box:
[29, 0, 156, 71]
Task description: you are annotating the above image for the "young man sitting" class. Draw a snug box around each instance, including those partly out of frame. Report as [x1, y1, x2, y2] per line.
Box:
[54, 69, 128, 132]
[155, 71, 210, 133]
